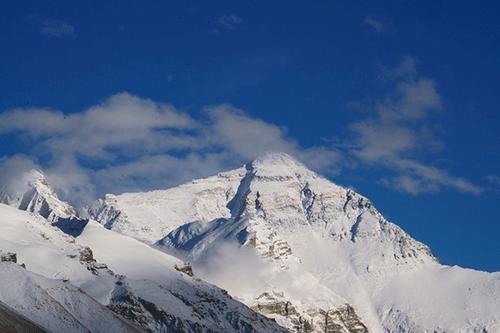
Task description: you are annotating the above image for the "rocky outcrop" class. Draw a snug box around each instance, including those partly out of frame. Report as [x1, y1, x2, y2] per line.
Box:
[251, 292, 368, 333]
[79, 246, 94, 263]
[174, 262, 194, 276]
[252, 292, 298, 317]
[314, 305, 368, 333]
[108, 284, 286, 333]
[0, 252, 16, 263]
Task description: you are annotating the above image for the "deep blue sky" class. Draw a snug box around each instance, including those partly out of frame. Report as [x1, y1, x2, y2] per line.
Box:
[1, 1, 499, 271]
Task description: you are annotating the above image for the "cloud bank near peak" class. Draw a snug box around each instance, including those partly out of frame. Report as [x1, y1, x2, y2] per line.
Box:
[0, 57, 483, 205]
[0, 93, 341, 205]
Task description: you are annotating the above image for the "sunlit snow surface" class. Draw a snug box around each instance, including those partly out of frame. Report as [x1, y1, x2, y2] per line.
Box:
[87, 153, 500, 332]
[0, 204, 284, 332]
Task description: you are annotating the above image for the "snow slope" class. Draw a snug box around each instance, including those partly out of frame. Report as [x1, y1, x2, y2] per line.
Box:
[82, 167, 245, 243]
[0, 262, 140, 333]
[77, 221, 286, 333]
[0, 202, 285, 332]
[0, 202, 142, 332]
[87, 152, 500, 333]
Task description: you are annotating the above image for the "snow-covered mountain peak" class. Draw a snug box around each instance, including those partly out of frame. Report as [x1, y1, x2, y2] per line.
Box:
[249, 152, 319, 181]
[22, 169, 60, 201]
[0, 168, 76, 222]
[11, 154, 498, 333]
[251, 151, 301, 168]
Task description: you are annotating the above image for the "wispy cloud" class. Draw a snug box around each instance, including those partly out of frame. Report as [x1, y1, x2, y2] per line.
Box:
[39, 17, 76, 38]
[211, 14, 245, 34]
[218, 14, 244, 29]
[484, 175, 500, 194]
[485, 175, 500, 186]
[0, 57, 482, 202]
[363, 16, 386, 33]
[348, 56, 481, 195]
[382, 56, 417, 81]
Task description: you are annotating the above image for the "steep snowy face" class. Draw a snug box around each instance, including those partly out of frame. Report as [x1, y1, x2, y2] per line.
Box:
[86, 152, 500, 333]
[83, 166, 247, 243]
[0, 169, 78, 221]
[87, 152, 433, 270]
[0, 203, 143, 332]
[140, 152, 435, 273]
[206, 152, 436, 271]
[156, 153, 438, 331]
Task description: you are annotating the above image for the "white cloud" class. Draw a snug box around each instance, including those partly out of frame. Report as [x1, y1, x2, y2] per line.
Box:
[206, 105, 342, 173]
[349, 57, 480, 195]
[0, 94, 340, 206]
[383, 56, 417, 81]
[206, 105, 296, 158]
[363, 16, 386, 33]
[0, 155, 41, 195]
[45, 156, 96, 205]
[39, 18, 76, 38]
[0, 93, 197, 160]
[381, 160, 481, 195]
[217, 14, 245, 30]
[485, 175, 500, 187]
[194, 240, 271, 297]
[0, 63, 480, 203]
[92, 153, 230, 196]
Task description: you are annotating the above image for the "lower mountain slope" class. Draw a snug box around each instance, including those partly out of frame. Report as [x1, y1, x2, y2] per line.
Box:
[0, 298, 50, 333]
[0, 203, 285, 333]
[0, 262, 140, 333]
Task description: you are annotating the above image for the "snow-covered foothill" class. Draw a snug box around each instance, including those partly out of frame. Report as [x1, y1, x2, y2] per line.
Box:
[0, 202, 285, 332]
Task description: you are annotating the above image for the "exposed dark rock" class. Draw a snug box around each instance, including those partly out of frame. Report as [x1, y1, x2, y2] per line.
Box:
[52, 216, 89, 237]
[252, 292, 367, 333]
[252, 292, 298, 317]
[108, 290, 155, 332]
[79, 246, 94, 263]
[0, 252, 17, 263]
[108, 288, 212, 333]
[174, 262, 194, 276]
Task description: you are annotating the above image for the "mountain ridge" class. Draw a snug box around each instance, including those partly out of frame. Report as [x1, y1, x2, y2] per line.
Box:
[0, 165, 287, 332]
[2, 152, 499, 332]
[83, 152, 500, 333]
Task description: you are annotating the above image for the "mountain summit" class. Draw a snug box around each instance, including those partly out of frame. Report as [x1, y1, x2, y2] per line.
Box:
[85, 152, 500, 333]
[0, 169, 76, 222]
[0, 169, 91, 236]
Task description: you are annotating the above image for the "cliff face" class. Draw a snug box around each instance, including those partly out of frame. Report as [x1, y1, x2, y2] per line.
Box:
[251, 292, 367, 333]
